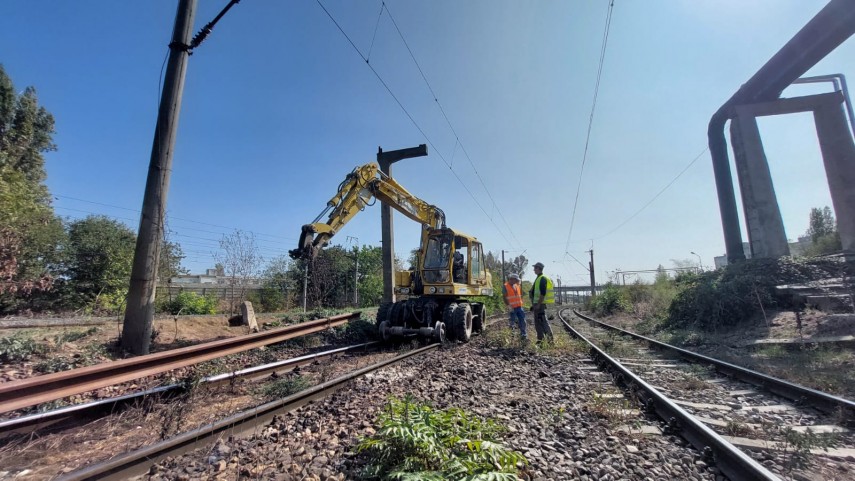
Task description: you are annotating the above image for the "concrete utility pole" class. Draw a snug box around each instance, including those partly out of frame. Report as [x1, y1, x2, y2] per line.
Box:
[123, 0, 197, 355]
[377, 144, 428, 303]
[354, 248, 359, 306]
[588, 249, 596, 298]
[501, 250, 506, 282]
[347, 236, 359, 306]
[302, 261, 309, 313]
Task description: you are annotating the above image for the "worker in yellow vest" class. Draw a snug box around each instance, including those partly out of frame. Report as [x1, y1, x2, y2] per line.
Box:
[529, 262, 554, 344]
[502, 273, 527, 340]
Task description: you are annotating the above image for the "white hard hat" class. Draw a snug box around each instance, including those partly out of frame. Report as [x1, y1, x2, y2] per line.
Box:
[508, 273, 520, 280]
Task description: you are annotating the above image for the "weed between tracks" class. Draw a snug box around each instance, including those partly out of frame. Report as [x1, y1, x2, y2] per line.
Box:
[483, 322, 588, 357]
[356, 395, 528, 480]
[261, 375, 312, 399]
[585, 392, 635, 427]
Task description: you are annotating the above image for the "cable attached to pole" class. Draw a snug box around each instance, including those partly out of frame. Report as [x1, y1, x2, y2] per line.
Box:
[170, 0, 242, 54]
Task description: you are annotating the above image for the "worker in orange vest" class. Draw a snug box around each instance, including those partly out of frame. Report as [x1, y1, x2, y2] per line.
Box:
[503, 273, 527, 340]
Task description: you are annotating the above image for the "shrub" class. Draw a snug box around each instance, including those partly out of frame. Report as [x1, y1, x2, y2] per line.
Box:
[589, 283, 629, 316]
[0, 335, 47, 363]
[357, 396, 527, 480]
[158, 291, 218, 315]
[667, 257, 842, 331]
[324, 318, 379, 344]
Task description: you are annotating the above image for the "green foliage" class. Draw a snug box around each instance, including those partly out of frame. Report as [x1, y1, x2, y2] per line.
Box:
[60, 216, 136, 311]
[0, 66, 64, 310]
[324, 318, 380, 344]
[588, 283, 629, 316]
[34, 355, 79, 374]
[0, 335, 47, 363]
[667, 257, 843, 331]
[802, 206, 842, 257]
[158, 291, 219, 315]
[54, 327, 99, 346]
[262, 375, 311, 398]
[357, 396, 526, 480]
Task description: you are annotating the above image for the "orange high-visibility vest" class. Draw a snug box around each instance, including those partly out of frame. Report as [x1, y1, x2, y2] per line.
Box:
[504, 282, 523, 308]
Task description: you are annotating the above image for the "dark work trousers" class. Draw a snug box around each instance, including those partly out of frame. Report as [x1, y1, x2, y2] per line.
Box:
[533, 305, 554, 343]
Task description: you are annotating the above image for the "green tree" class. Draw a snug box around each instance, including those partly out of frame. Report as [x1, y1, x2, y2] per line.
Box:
[0, 65, 63, 312]
[63, 216, 136, 311]
[804, 206, 841, 256]
[356, 245, 383, 307]
[807, 206, 836, 242]
[158, 240, 187, 282]
[253, 255, 293, 312]
[0, 65, 56, 183]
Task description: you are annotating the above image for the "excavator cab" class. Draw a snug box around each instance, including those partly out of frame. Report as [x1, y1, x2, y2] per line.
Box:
[380, 227, 492, 343]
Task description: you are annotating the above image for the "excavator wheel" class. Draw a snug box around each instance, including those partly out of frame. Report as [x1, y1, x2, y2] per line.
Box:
[472, 303, 486, 333]
[376, 302, 393, 327]
[453, 303, 473, 343]
[378, 321, 392, 342]
[432, 321, 447, 344]
[442, 302, 458, 340]
[389, 301, 406, 327]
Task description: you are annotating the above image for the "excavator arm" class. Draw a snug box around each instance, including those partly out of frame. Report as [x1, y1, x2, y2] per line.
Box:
[289, 162, 446, 260]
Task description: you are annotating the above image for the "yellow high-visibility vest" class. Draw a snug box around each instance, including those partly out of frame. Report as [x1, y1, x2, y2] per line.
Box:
[531, 275, 555, 304]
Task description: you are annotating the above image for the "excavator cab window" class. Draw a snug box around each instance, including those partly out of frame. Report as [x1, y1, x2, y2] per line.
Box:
[470, 242, 485, 281]
[453, 236, 468, 283]
[422, 233, 451, 283]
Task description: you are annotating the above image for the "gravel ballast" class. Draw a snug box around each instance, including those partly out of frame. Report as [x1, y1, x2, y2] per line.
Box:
[148, 321, 722, 481]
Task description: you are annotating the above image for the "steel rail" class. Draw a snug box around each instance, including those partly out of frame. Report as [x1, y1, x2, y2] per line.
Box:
[0, 341, 378, 436]
[572, 309, 855, 421]
[558, 309, 782, 481]
[0, 312, 359, 414]
[57, 343, 440, 481]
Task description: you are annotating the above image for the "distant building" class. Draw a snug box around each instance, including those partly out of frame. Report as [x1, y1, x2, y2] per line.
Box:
[713, 242, 752, 269]
[168, 267, 260, 287]
[788, 236, 812, 257]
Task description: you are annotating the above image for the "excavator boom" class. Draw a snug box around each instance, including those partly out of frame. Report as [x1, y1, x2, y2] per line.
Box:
[289, 162, 445, 260]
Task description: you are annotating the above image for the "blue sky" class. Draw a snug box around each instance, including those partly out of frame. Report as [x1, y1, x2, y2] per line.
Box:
[1, 0, 852, 286]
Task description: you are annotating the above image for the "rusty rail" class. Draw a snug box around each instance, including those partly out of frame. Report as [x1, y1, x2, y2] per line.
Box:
[0, 312, 358, 414]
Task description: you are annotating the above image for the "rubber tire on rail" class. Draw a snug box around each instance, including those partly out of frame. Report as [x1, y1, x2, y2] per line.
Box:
[442, 302, 458, 341]
[453, 303, 473, 343]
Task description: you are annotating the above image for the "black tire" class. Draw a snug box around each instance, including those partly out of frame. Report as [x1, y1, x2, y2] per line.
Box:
[389, 302, 405, 327]
[453, 303, 473, 343]
[376, 302, 393, 327]
[471, 303, 486, 333]
[442, 302, 458, 340]
[433, 321, 447, 344]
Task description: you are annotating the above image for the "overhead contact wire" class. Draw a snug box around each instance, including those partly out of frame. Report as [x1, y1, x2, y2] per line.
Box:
[315, 0, 516, 249]
[565, 0, 615, 254]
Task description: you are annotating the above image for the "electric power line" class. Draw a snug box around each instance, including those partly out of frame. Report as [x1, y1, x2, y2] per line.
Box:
[382, 2, 522, 249]
[565, 0, 616, 253]
[314, 0, 519, 250]
[594, 147, 708, 240]
[54, 194, 296, 241]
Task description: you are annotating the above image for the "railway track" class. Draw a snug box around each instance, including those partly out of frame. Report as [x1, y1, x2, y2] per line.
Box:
[56, 344, 439, 481]
[0, 312, 359, 414]
[7, 315, 505, 480]
[0, 341, 377, 437]
[560, 308, 855, 481]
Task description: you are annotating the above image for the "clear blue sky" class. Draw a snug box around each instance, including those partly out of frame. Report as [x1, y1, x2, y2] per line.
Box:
[1, 0, 852, 286]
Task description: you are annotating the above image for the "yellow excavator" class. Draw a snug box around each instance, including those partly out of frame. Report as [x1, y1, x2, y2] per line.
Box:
[289, 162, 493, 343]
